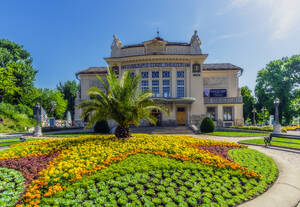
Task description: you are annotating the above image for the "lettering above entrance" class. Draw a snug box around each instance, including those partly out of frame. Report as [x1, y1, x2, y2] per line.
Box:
[121, 63, 190, 69]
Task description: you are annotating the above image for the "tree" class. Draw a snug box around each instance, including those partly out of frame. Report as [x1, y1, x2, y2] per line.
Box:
[255, 55, 300, 125]
[241, 86, 256, 124]
[79, 69, 167, 138]
[35, 89, 68, 119]
[0, 62, 20, 102]
[57, 80, 80, 120]
[0, 39, 37, 105]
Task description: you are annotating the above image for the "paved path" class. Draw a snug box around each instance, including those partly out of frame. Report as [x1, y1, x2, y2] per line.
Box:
[193, 134, 300, 207]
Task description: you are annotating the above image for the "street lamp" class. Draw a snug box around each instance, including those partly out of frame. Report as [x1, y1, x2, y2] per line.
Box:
[34, 103, 42, 137]
[273, 98, 281, 133]
[262, 107, 266, 125]
[252, 108, 257, 126]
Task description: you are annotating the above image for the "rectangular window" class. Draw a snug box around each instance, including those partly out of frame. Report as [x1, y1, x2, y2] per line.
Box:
[141, 80, 149, 92]
[162, 80, 170, 97]
[207, 107, 216, 121]
[223, 107, 233, 121]
[177, 80, 184, 97]
[141, 72, 148, 79]
[130, 72, 135, 78]
[162, 71, 170, 78]
[152, 80, 160, 97]
[177, 71, 184, 78]
[152, 71, 159, 78]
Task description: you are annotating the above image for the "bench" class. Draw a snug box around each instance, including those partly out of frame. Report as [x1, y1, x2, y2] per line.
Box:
[264, 133, 300, 147]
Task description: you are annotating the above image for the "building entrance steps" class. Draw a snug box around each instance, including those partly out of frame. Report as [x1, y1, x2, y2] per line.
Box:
[129, 126, 194, 134]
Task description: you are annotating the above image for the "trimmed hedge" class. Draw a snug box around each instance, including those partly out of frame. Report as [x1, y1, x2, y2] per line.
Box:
[200, 117, 216, 133]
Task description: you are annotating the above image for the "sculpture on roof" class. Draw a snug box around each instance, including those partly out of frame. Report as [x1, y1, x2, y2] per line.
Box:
[111, 34, 122, 57]
[190, 30, 202, 54]
[111, 34, 122, 49]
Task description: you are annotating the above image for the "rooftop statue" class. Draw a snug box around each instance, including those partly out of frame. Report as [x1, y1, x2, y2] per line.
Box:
[111, 34, 122, 50]
[190, 30, 202, 54]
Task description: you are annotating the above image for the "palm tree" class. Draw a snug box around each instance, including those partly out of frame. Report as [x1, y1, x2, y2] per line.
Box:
[78, 68, 168, 138]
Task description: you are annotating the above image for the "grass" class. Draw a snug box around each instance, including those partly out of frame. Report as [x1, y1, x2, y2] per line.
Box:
[0, 138, 40, 147]
[205, 131, 269, 137]
[239, 137, 300, 149]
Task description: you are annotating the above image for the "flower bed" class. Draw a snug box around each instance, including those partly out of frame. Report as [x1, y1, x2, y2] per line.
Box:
[0, 134, 278, 206]
[231, 125, 287, 133]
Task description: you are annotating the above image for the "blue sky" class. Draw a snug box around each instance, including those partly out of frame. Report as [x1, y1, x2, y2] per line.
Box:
[1, 0, 299, 91]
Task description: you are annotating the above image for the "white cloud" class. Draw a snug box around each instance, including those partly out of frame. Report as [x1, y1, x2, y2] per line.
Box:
[218, 0, 300, 40]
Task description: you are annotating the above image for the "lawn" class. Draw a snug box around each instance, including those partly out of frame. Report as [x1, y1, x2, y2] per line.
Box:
[0, 135, 277, 206]
[239, 137, 300, 149]
[0, 138, 40, 147]
[205, 131, 269, 137]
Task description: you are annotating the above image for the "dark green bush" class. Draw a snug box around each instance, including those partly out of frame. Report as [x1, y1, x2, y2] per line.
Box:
[200, 117, 216, 133]
[94, 120, 110, 133]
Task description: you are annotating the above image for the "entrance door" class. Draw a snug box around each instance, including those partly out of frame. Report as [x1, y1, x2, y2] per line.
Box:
[176, 107, 186, 125]
[151, 109, 162, 126]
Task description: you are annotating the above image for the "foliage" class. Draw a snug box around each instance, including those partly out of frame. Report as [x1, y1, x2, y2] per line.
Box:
[241, 86, 256, 123]
[79, 68, 167, 138]
[0, 168, 25, 207]
[239, 138, 300, 149]
[283, 125, 300, 131]
[255, 55, 300, 125]
[200, 117, 216, 133]
[231, 125, 287, 133]
[34, 89, 68, 119]
[0, 62, 20, 102]
[94, 120, 110, 133]
[41, 152, 277, 207]
[0, 102, 35, 133]
[0, 134, 266, 206]
[57, 80, 80, 120]
[0, 39, 37, 105]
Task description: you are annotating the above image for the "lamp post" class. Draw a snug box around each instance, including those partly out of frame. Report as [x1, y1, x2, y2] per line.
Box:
[273, 98, 281, 133]
[252, 108, 257, 126]
[262, 107, 266, 125]
[34, 103, 42, 137]
[50, 101, 57, 128]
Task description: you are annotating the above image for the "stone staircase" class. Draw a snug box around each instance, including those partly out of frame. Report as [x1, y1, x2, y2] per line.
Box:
[130, 126, 194, 134]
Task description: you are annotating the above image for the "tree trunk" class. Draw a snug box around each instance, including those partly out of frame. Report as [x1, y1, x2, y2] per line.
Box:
[115, 125, 130, 138]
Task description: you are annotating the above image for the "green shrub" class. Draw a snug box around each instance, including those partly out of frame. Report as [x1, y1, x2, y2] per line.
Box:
[0, 102, 35, 133]
[94, 120, 110, 133]
[200, 117, 216, 133]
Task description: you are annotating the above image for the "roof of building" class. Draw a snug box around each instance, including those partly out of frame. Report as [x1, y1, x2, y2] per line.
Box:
[203, 63, 241, 71]
[76, 63, 241, 75]
[76, 67, 107, 75]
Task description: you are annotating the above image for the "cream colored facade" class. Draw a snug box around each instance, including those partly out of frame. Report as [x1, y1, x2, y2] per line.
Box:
[74, 31, 244, 128]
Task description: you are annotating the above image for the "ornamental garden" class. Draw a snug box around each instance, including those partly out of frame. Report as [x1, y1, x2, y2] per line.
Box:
[0, 134, 278, 207]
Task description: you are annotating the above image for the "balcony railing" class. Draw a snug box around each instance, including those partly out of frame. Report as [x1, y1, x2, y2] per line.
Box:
[204, 96, 243, 104]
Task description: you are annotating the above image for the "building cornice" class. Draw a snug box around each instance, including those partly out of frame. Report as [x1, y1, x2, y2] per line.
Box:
[104, 54, 208, 64]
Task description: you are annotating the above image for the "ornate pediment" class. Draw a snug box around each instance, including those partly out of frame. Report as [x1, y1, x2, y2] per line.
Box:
[143, 38, 167, 55]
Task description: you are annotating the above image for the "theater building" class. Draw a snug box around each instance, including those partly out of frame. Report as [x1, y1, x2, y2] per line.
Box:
[74, 31, 244, 128]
